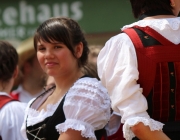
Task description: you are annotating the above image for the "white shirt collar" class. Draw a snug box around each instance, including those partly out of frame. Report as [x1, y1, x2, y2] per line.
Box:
[0, 91, 11, 97]
[121, 17, 180, 44]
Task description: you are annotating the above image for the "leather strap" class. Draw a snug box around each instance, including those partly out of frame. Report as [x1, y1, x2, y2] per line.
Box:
[123, 27, 180, 97]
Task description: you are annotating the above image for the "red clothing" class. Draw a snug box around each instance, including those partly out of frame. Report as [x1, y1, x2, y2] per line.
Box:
[0, 95, 17, 108]
[0, 95, 17, 140]
[124, 26, 180, 122]
[10, 85, 43, 103]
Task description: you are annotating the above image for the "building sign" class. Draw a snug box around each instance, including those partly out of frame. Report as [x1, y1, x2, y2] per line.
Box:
[0, 0, 135, 40]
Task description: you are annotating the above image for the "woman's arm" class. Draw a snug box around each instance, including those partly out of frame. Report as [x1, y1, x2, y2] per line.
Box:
[55, 78, 111, 140]
[58, 129, 88, 140]
[131, 122, 170, 140]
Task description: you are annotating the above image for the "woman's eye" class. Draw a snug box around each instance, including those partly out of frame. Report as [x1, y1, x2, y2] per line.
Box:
[38, 47, 45, 51]
[54, 46, 61, 49]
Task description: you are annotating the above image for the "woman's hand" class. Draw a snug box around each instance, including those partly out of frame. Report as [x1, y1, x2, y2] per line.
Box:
[58, 129, 88, 140]
[131, 122, 170, 140]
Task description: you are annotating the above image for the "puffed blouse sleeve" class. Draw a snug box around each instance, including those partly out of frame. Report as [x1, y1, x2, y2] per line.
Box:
[55, 77, 111, 140]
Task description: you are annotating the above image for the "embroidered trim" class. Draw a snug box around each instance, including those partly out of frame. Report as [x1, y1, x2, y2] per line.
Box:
[123, 117, 164, 140]
[56, 119, 96, 140]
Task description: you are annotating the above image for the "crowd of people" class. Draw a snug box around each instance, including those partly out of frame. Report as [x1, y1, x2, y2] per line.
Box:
[10, 38, 45, 103]
[0, 0, 180, 140]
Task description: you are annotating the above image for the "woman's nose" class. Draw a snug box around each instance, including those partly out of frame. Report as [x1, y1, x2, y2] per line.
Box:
[44, 50, 54, 59]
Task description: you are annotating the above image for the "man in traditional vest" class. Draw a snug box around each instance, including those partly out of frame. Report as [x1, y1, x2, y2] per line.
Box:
[97, 0, 180, 139]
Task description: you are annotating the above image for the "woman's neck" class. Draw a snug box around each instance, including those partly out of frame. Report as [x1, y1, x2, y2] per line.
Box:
[139, 9, 175, 20]
[143, 15, 176, 20]
[0, 79, 14, 93]
[42, 69, 84, 106]
[53, 69, 84, 94]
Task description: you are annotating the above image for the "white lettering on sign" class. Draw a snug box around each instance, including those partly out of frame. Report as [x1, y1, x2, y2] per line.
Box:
[53, 3, 69, 18]
[0, 1, 83, 39]
[3, 7, 18, 25]
[20, 1, 36, 24]
[37, 4, 51, 23]
[0, 1, 83, 26]
[0, 26, 34, 38]
[71, 1, 83, 20]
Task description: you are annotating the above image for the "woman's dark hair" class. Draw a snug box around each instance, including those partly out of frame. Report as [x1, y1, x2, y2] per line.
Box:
[34, 17, 89, 68]
[0, 41, 18, 82]
[129, 0, 173, 18]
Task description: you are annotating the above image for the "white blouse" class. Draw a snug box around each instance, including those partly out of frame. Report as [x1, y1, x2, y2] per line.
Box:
[97, 17, 180, 140]
[0, 92, 27, 140]
[21, 77, 111, 140]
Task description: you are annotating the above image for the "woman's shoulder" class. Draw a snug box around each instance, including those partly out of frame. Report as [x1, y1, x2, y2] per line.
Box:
[77, 76, 99, 83]
[76, 77, 107, 90]
[68, 77, 109, 98]
[64, 76, 111, 116]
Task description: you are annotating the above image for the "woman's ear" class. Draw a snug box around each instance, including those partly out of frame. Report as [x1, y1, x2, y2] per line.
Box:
[170, 0, 175, 7]
[75, 42, 83, 58]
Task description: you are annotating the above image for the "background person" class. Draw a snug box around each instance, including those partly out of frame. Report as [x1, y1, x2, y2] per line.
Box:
[97, 0, 180, 139]
[0, 41, 26, 140]
[21, 17, 111, 140]
[88, 45, 103, 66]
[10, 38, 46, 103]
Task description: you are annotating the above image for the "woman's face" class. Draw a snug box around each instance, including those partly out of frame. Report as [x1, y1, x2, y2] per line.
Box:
[36, 39, 78, 77]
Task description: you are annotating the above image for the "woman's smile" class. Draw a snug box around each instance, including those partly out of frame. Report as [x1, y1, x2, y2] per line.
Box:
[45, 62, 58, 67]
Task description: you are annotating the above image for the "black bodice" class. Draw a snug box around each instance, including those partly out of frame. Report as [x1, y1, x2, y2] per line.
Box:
[26, 88, 66, 140]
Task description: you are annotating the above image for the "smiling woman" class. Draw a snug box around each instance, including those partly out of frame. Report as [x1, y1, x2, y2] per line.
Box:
[20, 17, 111, 140]
[36, 41, 77, 76]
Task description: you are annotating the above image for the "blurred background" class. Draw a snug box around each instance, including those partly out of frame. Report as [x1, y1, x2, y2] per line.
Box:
[5, 0, 180, 102]
[0, 0, 136, 47]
